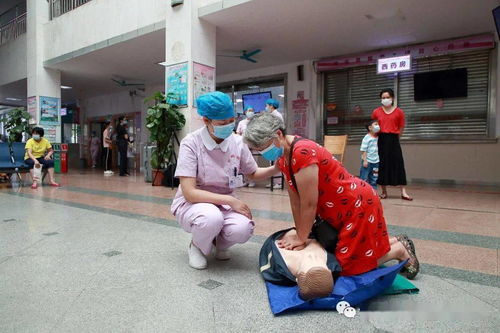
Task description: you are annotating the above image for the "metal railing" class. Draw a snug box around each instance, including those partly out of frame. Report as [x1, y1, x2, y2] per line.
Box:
[50, 0, 93, 20]
[0, 13, 26, 46]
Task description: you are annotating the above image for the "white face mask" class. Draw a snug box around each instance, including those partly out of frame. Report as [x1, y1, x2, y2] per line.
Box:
[381, 98, 392, 107]
[246, 111, 255, 119]
[372, 125, 380, 133]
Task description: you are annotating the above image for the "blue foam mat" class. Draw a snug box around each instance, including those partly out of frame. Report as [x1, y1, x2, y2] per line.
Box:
[265, 261, 408, 315]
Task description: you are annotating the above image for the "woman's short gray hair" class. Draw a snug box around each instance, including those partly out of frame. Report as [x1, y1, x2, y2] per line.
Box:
[243, 112, 285, 149]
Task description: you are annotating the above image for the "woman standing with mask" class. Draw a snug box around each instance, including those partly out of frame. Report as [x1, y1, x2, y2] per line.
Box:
[371, 89, 412, 201]
[171, 92, 278, 270]
[236, 106, 255, 135]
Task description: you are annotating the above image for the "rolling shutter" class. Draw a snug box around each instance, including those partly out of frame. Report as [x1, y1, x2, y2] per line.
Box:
[323, 50, 491, 141]
[398, 50, 490, 139]
[324, 65, 394, 141]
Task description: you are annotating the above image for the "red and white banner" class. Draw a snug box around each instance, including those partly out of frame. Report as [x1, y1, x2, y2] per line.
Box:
[292, 91, 309, 138]
[316, 34, 495, 72]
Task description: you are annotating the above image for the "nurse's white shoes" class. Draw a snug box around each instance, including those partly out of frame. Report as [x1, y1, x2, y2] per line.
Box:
[188, 242, 207, 270]
[215, 247, 231, 261]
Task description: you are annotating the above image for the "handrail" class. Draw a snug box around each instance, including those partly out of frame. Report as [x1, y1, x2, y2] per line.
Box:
[0, 12, 26, 46]
[50, 0, 93, 20]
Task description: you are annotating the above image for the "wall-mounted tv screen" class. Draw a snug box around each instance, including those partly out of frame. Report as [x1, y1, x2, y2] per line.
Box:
[242, 91, 272, 113]
[414, 68, 468, 101]
[493, 5, 500, 39]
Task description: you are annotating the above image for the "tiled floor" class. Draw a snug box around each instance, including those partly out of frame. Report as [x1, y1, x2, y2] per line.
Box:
[0, 170, 499, 332]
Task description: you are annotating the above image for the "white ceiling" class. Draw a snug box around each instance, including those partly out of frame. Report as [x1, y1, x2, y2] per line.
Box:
[0, 79, 26, 108]
[203, 0, 500, 74]
[48, 29, 166, 104]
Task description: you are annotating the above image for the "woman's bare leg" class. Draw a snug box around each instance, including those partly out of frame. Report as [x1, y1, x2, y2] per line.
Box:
[377, 241, 409, 266]
[401, 186, 411, 198]
[30, 169, 36, 186]
[381, 185, 387, 195]
[47, 168, 56, 184]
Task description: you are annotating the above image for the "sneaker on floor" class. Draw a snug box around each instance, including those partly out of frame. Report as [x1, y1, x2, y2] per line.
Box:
[215, 247, 230, 261]
[188, 242, 207, 269]
[273, 183, 282, 190]
[248, 182, 256, 188]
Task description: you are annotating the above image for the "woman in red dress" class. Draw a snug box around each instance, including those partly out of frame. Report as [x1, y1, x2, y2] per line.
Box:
[244, 113, 419, 279]
[372, 88, 412, 200]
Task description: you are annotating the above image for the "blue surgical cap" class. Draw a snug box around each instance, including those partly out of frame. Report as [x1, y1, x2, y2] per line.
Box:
[245, 105, 254, 112]
[266, 98, 279, 109]
[197, 91, 235, 120]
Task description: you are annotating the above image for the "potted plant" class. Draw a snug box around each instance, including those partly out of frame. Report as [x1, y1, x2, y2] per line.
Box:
[144, 92, 186, 186]
[4, 107, 31, 142]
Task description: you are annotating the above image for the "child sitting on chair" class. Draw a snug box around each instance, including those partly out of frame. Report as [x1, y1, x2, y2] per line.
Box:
[359, 120, 380, 189]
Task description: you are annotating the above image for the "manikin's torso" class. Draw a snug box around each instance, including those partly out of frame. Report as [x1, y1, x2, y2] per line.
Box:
[276, 237, 328, 278]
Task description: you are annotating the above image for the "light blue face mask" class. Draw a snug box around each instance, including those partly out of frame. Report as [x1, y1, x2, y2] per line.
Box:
[260, 142, 284, 161]
[32, 134, 41, 141]
[213, 122, 235, 139]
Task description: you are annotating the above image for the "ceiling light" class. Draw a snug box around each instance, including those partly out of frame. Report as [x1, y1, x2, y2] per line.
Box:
[157, 61, 168, 66]
[5, 97, 21, 101]
[61, 85, 72, 89]
[278, 94, 284, 98]
[236, 99, 243, 103]
[248, 85, 260, 89]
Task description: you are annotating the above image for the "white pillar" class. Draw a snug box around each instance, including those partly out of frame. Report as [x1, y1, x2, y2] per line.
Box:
[165, 0, 216, 139]
[27, 0, 61, 142]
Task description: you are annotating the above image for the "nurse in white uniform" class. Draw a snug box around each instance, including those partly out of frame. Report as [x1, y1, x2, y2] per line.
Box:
[171, 92, 278, 270]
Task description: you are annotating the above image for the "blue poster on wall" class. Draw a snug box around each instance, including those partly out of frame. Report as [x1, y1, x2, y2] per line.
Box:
[39, 96, 60, 125]
[166, 62, 188, 106]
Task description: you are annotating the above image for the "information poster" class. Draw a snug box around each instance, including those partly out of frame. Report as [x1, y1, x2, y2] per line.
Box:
[44, 125, 57, 143]
[292, 91, 309, 137]
[166, 62, 188, 106]
[193, 62, 215, 107]
[27, 96, 37, 124]
[39, 96, 60, 125]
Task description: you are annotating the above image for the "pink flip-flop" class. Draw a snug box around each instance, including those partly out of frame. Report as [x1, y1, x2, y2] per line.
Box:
[31, 183, 37, 189]
[49, 182, 60, 187]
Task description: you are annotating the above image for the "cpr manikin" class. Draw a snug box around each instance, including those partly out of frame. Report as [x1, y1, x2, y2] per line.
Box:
[260, 228, 341, 300]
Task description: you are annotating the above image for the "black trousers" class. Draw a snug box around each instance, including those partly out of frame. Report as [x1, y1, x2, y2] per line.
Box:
[118, 141, 128, 175]
[103, 147, 112, 171]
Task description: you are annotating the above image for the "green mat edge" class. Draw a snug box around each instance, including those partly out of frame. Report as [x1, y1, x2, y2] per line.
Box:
[383, 273, 420, 295]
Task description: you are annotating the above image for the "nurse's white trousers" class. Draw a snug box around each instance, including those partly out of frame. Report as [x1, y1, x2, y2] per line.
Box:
[175, 202, 255, 255]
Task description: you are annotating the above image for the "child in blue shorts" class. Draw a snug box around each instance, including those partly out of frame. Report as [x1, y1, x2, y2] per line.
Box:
[360, 120, 380, 189]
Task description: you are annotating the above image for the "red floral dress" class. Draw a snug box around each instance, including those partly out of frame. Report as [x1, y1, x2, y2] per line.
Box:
[277, 138, 391, 276]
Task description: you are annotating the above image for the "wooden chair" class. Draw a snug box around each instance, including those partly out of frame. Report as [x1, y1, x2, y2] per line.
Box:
[323, 135, 348, 163]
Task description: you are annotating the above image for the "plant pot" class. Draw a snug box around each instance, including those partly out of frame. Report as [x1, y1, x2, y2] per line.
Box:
[152, 169, 164, 186]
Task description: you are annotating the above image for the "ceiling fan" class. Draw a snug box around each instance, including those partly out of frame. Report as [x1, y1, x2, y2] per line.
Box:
[217, 49, 262, 63]
[111, 77, 145, 87]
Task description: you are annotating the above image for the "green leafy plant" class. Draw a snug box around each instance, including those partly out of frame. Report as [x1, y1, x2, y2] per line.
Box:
[4, 107, 31, 142]
[145, 92, 186, 169]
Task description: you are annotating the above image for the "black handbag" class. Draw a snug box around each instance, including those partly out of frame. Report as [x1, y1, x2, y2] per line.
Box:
[288, 137, 339, 254]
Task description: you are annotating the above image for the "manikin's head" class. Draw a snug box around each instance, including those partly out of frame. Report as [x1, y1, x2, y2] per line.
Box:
[296, 265, 334, 300]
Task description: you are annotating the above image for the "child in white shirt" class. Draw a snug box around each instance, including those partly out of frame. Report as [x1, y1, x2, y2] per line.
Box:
[360, 120, 380, 189]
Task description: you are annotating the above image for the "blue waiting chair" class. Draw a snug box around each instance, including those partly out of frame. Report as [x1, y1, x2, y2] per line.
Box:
[0, 143, 15, 174]
[10, 143, 30, 171]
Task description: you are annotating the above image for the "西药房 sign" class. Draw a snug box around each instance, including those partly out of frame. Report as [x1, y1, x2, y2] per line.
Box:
[377, 55, 411, 74]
